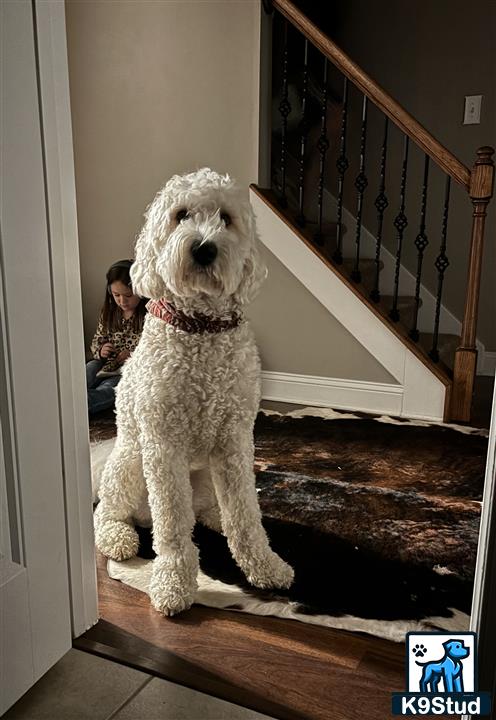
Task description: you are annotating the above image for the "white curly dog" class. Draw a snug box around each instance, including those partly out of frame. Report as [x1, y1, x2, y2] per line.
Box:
[94, 168, 294, 616]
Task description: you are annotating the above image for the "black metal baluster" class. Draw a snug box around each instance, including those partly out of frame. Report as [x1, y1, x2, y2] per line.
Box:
[389, 135, 410, 321]
[278, 20, 291, 208]
[297, 39, 309, 226]
[429, 176, 451, 362]
[370, 117, 389, 302]
[409, 155, 430, 341]
[351, 96, 369, 282]
[333, 77, 349, 264]
[314, 57, 329, 246]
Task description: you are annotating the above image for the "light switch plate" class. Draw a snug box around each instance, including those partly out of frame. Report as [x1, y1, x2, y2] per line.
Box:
[464, 95, 482, 125]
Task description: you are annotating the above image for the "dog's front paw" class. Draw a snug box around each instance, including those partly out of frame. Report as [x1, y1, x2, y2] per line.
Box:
[245, 551, 294, 590]
[94, 515, 139, 561]
[149, 551, 199, 616]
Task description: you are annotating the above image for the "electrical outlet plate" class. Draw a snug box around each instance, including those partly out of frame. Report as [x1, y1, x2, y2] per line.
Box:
[463, 95, 482, 125]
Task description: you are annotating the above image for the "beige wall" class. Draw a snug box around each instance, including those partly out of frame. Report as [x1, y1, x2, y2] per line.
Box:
[66, 0, 261, 345]
[248, 246, 395, 381]
[331, 0, 496, 350]
[66, 0, 399, 382]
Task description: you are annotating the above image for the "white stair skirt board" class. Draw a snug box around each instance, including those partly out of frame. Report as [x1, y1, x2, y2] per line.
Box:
[262, 371, 403, 416]
[251, 189, 447, 422]
[326, 189, 486, 370]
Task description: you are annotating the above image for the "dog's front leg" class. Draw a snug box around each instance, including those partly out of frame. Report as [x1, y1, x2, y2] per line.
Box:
[210, 436, 294, 589]
[141, 442, 199, 616]
[94, 440, 143, 561]
[443, 670, 456, 694]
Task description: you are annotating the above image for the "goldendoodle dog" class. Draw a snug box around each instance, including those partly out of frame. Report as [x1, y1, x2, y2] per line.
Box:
[94, 168, 294, 615]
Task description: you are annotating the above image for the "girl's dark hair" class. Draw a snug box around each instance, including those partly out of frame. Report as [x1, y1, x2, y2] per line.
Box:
[100, 259, 147, 333]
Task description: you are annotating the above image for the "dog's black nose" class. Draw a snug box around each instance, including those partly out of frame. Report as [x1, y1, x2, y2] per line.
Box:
[191, 240, 217, 267]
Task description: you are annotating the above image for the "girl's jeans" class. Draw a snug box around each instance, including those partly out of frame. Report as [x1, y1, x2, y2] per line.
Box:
[86, 359, 120, 415]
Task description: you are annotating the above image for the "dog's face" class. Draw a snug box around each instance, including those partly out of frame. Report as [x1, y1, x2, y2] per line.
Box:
[443, 640, 470, 660]
[131, 168, 266, 305]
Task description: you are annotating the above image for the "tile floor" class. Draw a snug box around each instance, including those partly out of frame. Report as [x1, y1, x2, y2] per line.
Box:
[4, 649, 273, 720]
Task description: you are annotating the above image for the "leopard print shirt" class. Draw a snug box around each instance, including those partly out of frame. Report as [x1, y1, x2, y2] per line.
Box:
[90, 315, 143, 373]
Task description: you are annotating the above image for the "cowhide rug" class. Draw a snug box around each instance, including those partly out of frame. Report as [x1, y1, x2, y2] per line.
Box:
[90, 407, 488, 642]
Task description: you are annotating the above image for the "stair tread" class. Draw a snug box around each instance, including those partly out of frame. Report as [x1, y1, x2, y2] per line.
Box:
[304, 220, 339, 236]
[418, 333, 459, 370]
[420, 332, 459, 342]
[341, 258, 384, 279]
[342, 258, 379, 269]
[376, 295, 420, 309]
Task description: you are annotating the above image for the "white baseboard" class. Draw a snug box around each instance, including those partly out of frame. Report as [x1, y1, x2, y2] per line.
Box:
[262, 371, 403, 416]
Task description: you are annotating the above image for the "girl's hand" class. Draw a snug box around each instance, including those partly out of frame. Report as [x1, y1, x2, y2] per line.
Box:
[100, 342, 116, 359]
[116, 349, 131, 364]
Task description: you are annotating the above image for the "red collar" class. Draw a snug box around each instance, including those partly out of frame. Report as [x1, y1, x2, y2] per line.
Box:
[146, 299, 242, 334]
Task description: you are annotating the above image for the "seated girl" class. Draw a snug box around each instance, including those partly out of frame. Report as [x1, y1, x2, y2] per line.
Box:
[86, 259, 147, 416]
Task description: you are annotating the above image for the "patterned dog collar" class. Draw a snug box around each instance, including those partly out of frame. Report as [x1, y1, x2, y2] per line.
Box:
[146, 299, 242, 334]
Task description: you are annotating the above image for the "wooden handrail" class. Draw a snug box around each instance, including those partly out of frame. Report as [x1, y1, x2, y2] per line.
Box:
[272, 0, 471, 190]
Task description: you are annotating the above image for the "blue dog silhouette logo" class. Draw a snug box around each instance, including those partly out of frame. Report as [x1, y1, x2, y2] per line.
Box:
[392, 632, 491, 715]
[414, 638, 470, 693]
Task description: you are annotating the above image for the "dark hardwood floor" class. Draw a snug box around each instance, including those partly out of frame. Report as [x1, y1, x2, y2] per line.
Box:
[74, 552, 406, 720]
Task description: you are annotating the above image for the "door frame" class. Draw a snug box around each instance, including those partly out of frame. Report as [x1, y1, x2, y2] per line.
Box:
[1, 0, 97, 711]
[470, 377, 496, 714]
[33, 0, 98, 637]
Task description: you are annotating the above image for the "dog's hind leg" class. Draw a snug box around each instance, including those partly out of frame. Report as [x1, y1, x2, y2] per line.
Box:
[141, 442, 199, 616]
[419, 671, 429, 693]
[430, 676, 441, 693]
[94, 437, 144, 561]
[210, 434, 294, 589]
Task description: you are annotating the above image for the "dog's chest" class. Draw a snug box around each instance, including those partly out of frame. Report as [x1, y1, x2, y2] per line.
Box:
[131, 322, 261, 440]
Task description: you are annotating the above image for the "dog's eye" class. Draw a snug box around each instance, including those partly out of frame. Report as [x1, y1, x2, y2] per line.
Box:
[220, 211, 232, 227]
[176, 209, 189, 222]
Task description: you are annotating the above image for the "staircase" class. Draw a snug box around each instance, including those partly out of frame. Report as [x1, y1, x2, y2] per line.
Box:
[254, 0, 494, 423]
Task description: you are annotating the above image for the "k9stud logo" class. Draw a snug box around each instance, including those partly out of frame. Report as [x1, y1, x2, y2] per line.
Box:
[391, 632, 491, 715]
[407, 632, 475, 693]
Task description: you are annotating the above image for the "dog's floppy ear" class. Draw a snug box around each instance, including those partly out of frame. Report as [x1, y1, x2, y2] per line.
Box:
[442, 640, 458, 653]
[131, 192, 168, 299]
[234, 203, 267, 305]
[234, 238, 268, 306]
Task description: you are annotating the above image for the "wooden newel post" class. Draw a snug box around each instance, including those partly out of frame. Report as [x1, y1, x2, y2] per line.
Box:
[451, 146, 495, 422]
